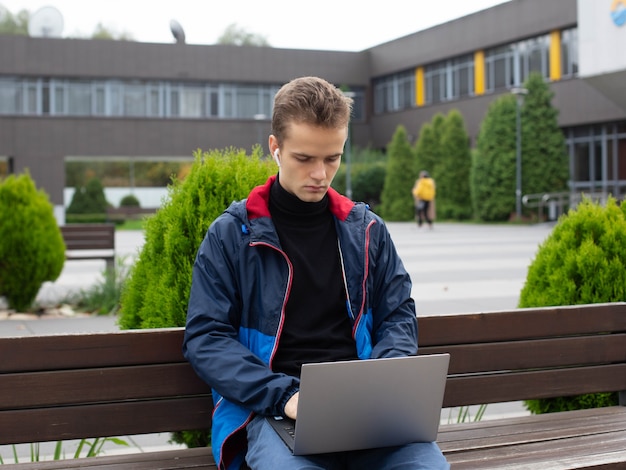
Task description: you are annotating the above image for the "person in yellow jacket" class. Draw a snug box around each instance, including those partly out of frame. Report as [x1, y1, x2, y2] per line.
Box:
[412, 171, 436, 228]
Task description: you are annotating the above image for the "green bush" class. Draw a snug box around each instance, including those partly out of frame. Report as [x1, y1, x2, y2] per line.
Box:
[436, 110, 473, 220]
[380, 125, 418, 220]
[119, 194, 140, 207]
[471, 95, 517, 221]
[119, 147, 275, 330]
[519, 197, 625, 413]
[0, 172, 66, 311]
[67, 177, 109, 215]
[333, 162, 386, 209]
[118, 147, 274, 448]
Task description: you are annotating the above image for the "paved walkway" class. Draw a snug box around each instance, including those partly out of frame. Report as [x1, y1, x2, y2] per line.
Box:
[1, 222, 553, 336]
[0, 222, 555, 461]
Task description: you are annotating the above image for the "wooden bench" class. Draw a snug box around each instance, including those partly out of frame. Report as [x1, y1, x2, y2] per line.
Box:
[0, 328, 216, 469]
[0, 302, 624, 469]
[421, 302, 626, 469]
[60, 224, 116, 272]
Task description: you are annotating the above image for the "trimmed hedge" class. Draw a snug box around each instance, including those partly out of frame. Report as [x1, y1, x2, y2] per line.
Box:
[118, 147, 275, 448]
[0, 172, 65, 311]
[519, 197, 625, 413]
[119, 147, 275, 330]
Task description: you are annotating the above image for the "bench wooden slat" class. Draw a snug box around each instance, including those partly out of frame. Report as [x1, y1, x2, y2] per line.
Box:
[445, 428, 626, 469]
[0, 329, 185, 373]
[418, 303, 626, 346]
[0, 447, 215, 470]
[1, 363, 211, 410]
[438, 407, 626, 451]
[420, 333, 626, 374]
[442, 363, 626, 407]
[0, 397, 212, 445]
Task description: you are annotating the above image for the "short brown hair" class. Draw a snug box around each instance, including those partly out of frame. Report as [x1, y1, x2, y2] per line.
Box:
[271, 76, 353, 145]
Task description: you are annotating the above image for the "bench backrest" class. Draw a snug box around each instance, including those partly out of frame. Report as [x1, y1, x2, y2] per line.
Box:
[60, 224, 115, 251]
[0, 329, 212, 445]
[1, 303, 624, 446]
[417, 302, 626, 408]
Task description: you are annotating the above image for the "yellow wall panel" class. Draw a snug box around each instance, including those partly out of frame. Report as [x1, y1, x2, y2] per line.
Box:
[550, 30, 562, 81]
[474, 50, 485, 95]
[416, 67, 425, 106]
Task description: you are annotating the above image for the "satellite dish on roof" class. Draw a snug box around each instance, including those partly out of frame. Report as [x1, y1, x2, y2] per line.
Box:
[28, 6, 64, 38]
[170, 19, 186, 44]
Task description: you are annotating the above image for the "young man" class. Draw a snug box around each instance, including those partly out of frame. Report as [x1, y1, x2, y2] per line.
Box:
[183, 76, 449, 470]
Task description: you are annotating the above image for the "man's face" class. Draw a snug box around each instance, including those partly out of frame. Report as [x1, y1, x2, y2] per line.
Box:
[271, 122, 347, 203]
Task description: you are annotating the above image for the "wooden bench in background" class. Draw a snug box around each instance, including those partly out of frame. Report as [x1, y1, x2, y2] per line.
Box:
[60, 224, 116, 272]
[0, 303, 624, 469]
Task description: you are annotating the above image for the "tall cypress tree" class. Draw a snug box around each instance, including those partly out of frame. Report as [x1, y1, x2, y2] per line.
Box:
[471, 95, 518, 221]
[380, 125, 417, 220]
[414, 123, 438, 178]
[521, 73, 569, 197]
[437, 110, 473, 220]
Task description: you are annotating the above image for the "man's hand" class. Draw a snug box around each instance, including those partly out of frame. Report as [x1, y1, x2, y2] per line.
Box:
[283, 391, 299, 420]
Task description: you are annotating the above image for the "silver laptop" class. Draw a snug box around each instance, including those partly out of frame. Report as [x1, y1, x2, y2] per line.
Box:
[267, 353, 450, 455]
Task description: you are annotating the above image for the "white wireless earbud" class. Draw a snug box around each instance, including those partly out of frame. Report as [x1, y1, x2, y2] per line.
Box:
[273, 149, 281, 167]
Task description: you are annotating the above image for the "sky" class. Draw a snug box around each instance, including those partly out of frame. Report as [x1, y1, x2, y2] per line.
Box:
[0, 0, 509, 51]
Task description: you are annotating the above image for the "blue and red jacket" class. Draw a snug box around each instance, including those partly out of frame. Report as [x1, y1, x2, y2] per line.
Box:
[183, 176, 417, 469]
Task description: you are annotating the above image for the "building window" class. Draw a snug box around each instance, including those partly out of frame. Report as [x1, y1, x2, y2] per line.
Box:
[0, 78, 20, 114]
[561, 27, 579, 78]
[425, 62, 446, 104]
[0, 77, 362, 122]
[424, 54, 474, 104]
[67, 81, 92, 116]
[566, 122, 626, 199]
[485, 45, 516, 91]
[373, 71, 414, 113]
[485, 34, 551, 92]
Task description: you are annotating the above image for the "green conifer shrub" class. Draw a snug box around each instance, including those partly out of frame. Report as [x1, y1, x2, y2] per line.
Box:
[67, 177, 109, 215]
[414, 122, 439, 179]
[436, 110, 473, 220]
[519, 73, 569, 199]
[118, 147, 275, 330]
[118, 147, 274, 449]
[471, 95, 517, 221]
[119, 194, 140, 207]
[0, 172, 65, 311]
[380, 125, 418, 220]
[519, 197, 625, 413]
[333, 163, 386, 209]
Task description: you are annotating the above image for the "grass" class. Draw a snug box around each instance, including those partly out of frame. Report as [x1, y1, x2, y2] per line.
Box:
[446, 404, 488, 424]
[116, 219, 146, 230]
[0, 437, 130, 464]
[62, 256, 130, 316]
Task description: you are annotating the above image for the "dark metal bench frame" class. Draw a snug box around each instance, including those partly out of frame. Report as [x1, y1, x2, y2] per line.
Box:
[60, 224, 116, 272]
[0, 302, 624, 469]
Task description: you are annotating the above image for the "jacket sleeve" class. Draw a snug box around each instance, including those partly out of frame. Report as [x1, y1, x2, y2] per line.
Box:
[183, 220, 299, 417]
[368, 220, 418, 358]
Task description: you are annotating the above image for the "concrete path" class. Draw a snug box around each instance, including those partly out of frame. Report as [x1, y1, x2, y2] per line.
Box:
[0, 222, 555, 461]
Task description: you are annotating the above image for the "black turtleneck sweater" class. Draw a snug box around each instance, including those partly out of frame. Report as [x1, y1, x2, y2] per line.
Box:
[269, 178, 358, 378]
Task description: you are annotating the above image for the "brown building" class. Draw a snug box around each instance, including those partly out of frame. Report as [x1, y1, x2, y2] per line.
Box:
[1, 0, 625, 217]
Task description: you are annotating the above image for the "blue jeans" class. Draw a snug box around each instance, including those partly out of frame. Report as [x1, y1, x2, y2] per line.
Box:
[245, 415, 450, 470]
